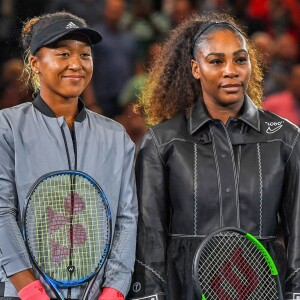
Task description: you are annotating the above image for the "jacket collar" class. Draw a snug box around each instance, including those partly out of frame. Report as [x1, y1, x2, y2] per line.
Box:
[32, 93, 86, 122]
[188, 94, 260, 134]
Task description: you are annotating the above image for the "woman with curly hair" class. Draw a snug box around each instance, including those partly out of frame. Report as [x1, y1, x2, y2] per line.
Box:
[0, 11, 137, 300]
[127, 13, 300, 300]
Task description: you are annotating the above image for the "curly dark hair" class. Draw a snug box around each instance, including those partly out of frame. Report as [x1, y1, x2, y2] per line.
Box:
[21, 11, 87, 92]
[139, 13, 263, 126]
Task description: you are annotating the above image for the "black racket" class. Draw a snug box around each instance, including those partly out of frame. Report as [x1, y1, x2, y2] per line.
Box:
[193, 227, 283, 300]
[22, 170, 112, 300]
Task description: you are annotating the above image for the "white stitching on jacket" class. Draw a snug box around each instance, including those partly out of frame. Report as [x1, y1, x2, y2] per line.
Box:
[257, 143, 263, 238]
[286, 268, 300, 283]
[194, 143, 198, 236]
[136, 260, 166, 283]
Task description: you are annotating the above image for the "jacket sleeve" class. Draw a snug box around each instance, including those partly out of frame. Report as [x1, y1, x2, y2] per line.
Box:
[127, 131, 169, 300]
[0, 115, 32, 277]
[280, 130, 300, 298]
[102, 132, 138, 296]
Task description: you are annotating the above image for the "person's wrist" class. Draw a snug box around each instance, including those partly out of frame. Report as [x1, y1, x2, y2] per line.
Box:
[18, 279, 50, 300]
[98, 287, 124, 300]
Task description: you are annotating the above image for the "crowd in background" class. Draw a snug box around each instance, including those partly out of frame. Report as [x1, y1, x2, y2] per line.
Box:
[0, 0, 300, 144]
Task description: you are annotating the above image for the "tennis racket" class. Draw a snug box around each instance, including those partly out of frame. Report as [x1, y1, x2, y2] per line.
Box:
[22, 170, 112, 300]
[193, 227, 283, 300]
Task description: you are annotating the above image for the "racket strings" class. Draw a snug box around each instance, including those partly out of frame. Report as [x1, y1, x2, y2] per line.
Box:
[197, 231, 278, 299]
[25, 174, 110, 283]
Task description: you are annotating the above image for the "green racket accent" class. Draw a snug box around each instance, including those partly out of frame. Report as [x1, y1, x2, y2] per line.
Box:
[245, 233, 278, 276]
[193, 227, 283, 300]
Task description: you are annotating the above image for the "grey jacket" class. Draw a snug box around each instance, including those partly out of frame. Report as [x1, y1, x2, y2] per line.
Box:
[0, 95, 138, 299]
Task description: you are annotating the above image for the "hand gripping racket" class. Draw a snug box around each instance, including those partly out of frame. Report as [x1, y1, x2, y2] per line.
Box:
[193, 227, 283, 300]
[22, 170, 112, 300]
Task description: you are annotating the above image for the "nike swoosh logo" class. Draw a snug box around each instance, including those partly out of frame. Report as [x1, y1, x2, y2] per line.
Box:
[266, 125, 283, 134]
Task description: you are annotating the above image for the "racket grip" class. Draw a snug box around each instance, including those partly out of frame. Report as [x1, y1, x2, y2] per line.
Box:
[18, 280, 50, 300]
[98, 287, 124, 300]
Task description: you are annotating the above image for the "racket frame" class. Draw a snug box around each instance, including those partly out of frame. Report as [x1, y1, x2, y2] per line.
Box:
[192, 226, 284, 300]
[22, 170, 112, 300]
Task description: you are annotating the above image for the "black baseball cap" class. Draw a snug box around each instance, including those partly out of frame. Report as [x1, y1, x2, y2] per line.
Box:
[30, 19, 102, 54]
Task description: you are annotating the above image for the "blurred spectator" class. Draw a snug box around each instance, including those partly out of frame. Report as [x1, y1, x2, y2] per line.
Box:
[115, 74, 147, 144]
[121, 0, 169, 60]
[265, 32, 300, 94]
[251, 31, 274, 70]
[0, 58, 32, 109]
[287, 0, 300, 39]
[228, 0, 264, 35]
[251, 31, 278, 96]
[200, 0, 231, 13]
[46, 0, 104, 26]
[167, 0, 198, 28]
[115, 43, 161, 144]
[246, 0, 271, 33]
[2, 0, 51, 69]
[268, 0, 300, 38]
[246, 0, 300, 39]
[0, 0, 15, 39]
[162, 0, 173, 15]
[263, 64, 300, 126]
[274, 32, 299, 64]
[83, 0, 138, 118]
[0, 0, 18, 66]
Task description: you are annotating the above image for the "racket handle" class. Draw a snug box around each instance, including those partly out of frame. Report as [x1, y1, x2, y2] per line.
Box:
[98, 287, 124, 300]
[18, 280, 50, 300]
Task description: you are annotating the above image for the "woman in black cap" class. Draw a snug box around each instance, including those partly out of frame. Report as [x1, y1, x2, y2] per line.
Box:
[0, 11, 137, 300]
[127, 12, 300, 300]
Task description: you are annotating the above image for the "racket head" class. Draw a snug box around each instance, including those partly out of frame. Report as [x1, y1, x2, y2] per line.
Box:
[192, 227, 283, 300]
[23, 170, 112, 288]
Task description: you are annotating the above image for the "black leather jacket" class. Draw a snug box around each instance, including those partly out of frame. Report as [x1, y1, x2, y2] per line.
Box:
[128, 96, 300, 300]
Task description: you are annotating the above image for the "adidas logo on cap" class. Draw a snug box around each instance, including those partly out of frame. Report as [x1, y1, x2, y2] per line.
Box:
[66, 22, 79, 29]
